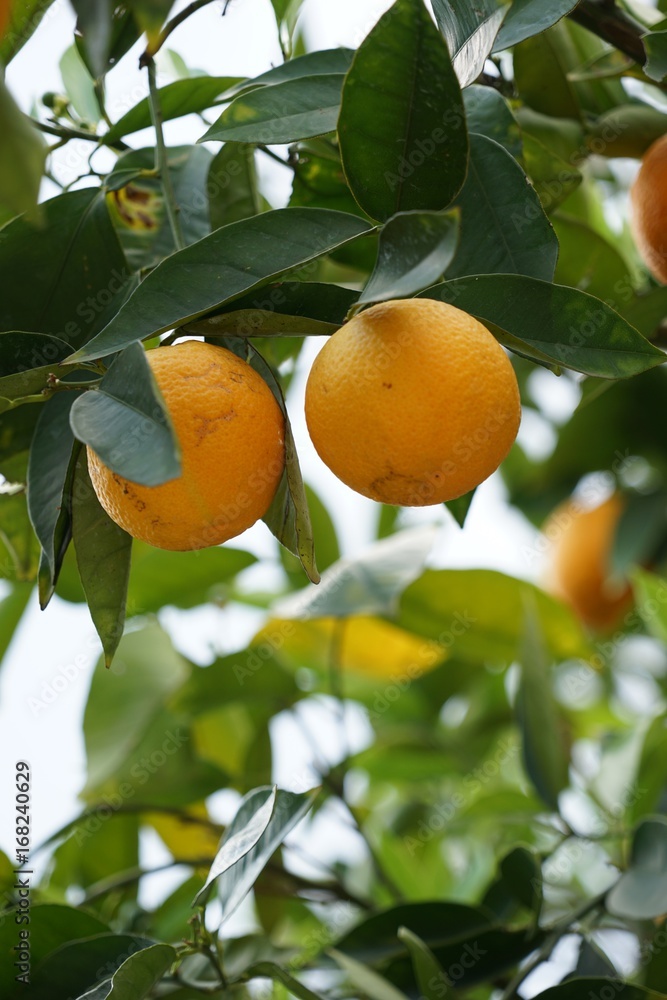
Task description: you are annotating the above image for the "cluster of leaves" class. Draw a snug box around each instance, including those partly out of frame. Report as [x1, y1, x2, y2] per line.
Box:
[3, 0, 667, 997]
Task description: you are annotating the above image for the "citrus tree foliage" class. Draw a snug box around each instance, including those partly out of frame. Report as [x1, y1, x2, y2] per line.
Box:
[2, 0, 667, 997]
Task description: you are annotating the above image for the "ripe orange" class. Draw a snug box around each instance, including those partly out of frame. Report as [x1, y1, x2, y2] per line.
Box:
[304, 298, 521, 506]
[87, 341, 285, 550]
[630, 134, 667, 283]
[543, 493, 632, 631]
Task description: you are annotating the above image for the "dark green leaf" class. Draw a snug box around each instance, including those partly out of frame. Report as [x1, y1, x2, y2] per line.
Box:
[77, 943, 177, 999]
[71, 0, 112, 80]
[0, 77, 45, 220]
[358, 210, 459, 306]
[612, 492, 667, 577]
[104, 76, 241, 142]
[553, 214, 633, 302]
[25, 933, 156, 1000]
[566, 939, 618, 979]
[69, 343, 180, 486]
[421, 276, 666, 379]
[338, 0, 468, 222]
[194, 785, 316, 916]
[499, 846, 543, 913]
[68, 209, 372, 362]
[494, 0, 580, 52]
[189, 281, 358, 332]
[448, 134, 558, 281]
[274, 525, 436, 620]
[208, 143, 261, 229]
[463, 84, 522, 160]
[532, 981, 665, 1000]
[432, 0, 505, 87]
[225, 48, 354, 98]
[444, 489, 475, 528]
[522, 133, 582, 212]
[71, 451, 132, 667]
[26, 393, 78, 589]
[607, 817, 667, 920]
[396, 928, 446, 1000]
[0, 332, 73, 376]
[0, 489, 40, 581]
[513, 26, 581, 121]
[201, 75, 343, 144]
[280, 483, 340, 581]
[0, 189, 132, 352]
[516, 594, 570, 810]
[644, 31, 667, 83]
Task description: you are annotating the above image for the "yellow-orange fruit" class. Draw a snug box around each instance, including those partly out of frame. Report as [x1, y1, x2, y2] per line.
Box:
[543, 493, 632, 631]
[87, 341, 285, 550]
[630, 134, 667, 283]
[304, 298, 521, 506]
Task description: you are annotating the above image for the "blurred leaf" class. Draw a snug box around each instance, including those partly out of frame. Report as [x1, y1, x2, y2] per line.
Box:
[398, 569, 591, 664]
[83, 621, 189, 792]
[104, 76, 241, 142]
[532, 981, 666, 999]
[0, 77, 45, 221]
[607, 817, 667, 920]
[432, 0, 505, 88]
[79, 943, 177, 999]
[565, 938, 617, 979]
[274, 525, 437, 620]
[422, 276, 665, 378]
[396, 928, 446, 1000]
[71, 452, 131, 667]
[70, 209, 372, 362]
[27, 393, 78, 593]
[208, 143, 261, 229]
[338, 0, 468, 222]
[129, 0, 174, 43]
[516, 596, 570, 810]
[107, 145, 213, 268]
[358, 210, 459, 306]
[494, 0, 580, 52]
[0, 189, 132, 352]
[131, 543, 255, 613]
[201, 75, 343, 144]
[329, 949, 410, 1000]
[194, 786, 316, 918]
[644, 30, 667, 83]
[645, 923, 667, 990]
[71, 0, 112, 80]
[48, 812, 139, 907]
[633, 570, 667, 645]
[0, 581, 32, 671]
[0, 0, 54, 64]
[70, 343, 180, 486]
[246, 963, 326, 1000]
[0, 489, 40, 581]
[553, 214, 632, 302]
[147, 803, 222, 864]
[621, 286, 667, 340]
[59, 43, 101, 123]
[448, 133, 558, 281]
[463, 84, 522, 159]
[499, 845, 543, 914]
[25, 933, 156, 1000]
[514, 25, 580, 120]
[612, 492, 667, 577]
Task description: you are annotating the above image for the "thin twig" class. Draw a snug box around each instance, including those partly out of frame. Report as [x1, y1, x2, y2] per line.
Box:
[139, 0, 220, 66]
[146, 57, 185, 251]
[257, 144, 297, 170]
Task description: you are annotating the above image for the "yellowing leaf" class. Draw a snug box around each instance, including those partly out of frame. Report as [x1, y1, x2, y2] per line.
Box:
[258, 616, 446, 681]
[146, 802, 222, 865]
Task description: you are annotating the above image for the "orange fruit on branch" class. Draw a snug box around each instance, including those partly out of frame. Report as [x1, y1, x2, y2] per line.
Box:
[631, 133, 667, 283]
[87, 340, 285, 550]
[304, 298, 521, 506]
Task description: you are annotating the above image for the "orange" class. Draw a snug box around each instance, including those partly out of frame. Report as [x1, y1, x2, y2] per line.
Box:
[630, 134, 667, 283]
[543, 493, 632, 631]
[87, 340, 285, 550]
[304, 298, 521, 506]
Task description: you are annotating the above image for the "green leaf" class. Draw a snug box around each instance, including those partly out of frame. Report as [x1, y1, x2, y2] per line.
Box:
[194, 785, 316, 916]
[59, 43, 101, 123]
[107, 145, 213, 269]
[0, 581, 32, 672]
[532, 981, 666, 1000]
[103, 76, 241, 142]
[274, 525, 437, 620]
[644, 30, 667, 83]
[70, 0, 113, 80]
[201, 75, 343, 144]
[329, 949, 410, 1000]
[69, 343, 180, 487]
[398, 568, 591, 664]
[24, 933, 156, 1000]
[633, 569, 667, 645]
[225, 48, 354, 98]
[421, 276, 665, 379]
[77, 943, 177, 999]
[281, 482, 340, 581]
[432, 0, 506, 88]
[493, 0, 580, 52]
[246, 962, 326, 1000]
[612, 492, 667, 578]
[463, 84, 522, 160]
[68, 208, 372, 362]
[208, 143, 261, 229]
[0, 0, 55, 64]
[553, 214, 633, 303]
[513, 26, 581, 121]
[396, 928, 447, 1000]
[357, 210, 459, 306]
[522, 132, 582, 213]
[516, 594, 570, 810]
[71, 451, 132, 667]
[83, 620, 189, 792]
[0, 489, 40, 581]
[607, 817, 667, 920]
[0, 77, 45, 220]
[0, 189, 132, 352]
[621, 286, 667, 340]
[0, 332, 73, 375]
[444, 489, 475, 528]
[26, 393, 78, 590]
[338, 0, 468, 222]
[448, 134, 558, 281]
[568, 939, 618, 979]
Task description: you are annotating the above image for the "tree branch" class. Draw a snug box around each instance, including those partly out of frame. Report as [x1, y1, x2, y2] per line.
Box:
[139, 0, 221, 67]
[146, 57, 185, 251]
[568, 0, 647, 65]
